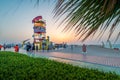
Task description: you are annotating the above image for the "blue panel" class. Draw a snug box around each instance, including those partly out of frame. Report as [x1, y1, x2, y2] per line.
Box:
[33, 27, 46, 33]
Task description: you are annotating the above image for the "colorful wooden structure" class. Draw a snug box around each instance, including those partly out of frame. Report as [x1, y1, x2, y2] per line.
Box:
[32, 16, 49, 50]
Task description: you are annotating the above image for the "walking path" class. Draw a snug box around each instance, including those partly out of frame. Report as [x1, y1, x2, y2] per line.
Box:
[6, 45, 120, 74]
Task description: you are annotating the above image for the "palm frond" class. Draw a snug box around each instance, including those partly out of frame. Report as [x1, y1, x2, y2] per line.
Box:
[54, 0, 120, 42]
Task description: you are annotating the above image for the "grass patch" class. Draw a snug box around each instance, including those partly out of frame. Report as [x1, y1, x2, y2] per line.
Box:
[0, 51, 120, 80]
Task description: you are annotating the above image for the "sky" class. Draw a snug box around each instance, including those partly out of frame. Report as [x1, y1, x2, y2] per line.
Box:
[0, 0, 120, 45]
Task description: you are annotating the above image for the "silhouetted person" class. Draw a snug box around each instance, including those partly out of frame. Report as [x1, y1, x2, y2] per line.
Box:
[82, 44, 87, 53]
[26, 42, 31, 52]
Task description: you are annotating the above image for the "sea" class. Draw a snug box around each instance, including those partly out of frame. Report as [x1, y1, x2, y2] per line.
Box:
[104, 44, 120, 49]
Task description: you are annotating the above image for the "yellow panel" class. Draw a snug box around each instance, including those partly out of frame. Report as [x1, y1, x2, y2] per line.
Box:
[39, 42, 42, 49]
[34, 23, 46, 27]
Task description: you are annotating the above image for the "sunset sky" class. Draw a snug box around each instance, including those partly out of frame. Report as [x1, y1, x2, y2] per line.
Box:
[0, 0, 119, 45]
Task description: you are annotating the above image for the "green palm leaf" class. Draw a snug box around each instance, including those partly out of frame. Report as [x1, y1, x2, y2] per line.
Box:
[54, 0, 120, 41]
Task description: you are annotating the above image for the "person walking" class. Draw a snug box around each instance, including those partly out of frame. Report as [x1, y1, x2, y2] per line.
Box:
[26, 42, 31, 52]
[26, 42, 33, 57]
[14, 45, 19, 52]
[0, 44, 3, 51]
[82, 44, 87, 53]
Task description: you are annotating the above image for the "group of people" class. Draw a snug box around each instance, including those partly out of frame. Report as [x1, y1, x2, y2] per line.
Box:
[0, 42, 34, 53]
[14, 42, 34, 53]
[1, 43, 87, 54]
[0, 44, 19, 52]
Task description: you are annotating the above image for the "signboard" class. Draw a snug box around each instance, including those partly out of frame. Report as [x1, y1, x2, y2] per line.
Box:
[33, 27, 46, 33]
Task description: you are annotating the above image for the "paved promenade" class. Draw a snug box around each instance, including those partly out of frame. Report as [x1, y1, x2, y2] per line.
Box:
[6, 45, 120, 74]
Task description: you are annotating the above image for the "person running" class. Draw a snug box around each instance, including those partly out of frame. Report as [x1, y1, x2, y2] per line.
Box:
[14, 45, 19, 52]
[0, 44, 3, 51]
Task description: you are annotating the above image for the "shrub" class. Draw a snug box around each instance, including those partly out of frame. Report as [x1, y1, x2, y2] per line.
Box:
[0, 51, 120, 80]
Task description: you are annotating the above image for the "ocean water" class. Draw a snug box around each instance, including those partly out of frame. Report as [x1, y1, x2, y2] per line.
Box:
[105, 44, 120, 49]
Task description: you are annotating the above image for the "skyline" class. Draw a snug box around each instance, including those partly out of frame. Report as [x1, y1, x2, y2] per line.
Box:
[0, 0, 120, 45]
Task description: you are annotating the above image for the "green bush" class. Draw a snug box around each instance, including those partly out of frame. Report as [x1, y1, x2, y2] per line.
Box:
[0, 51, 120, 80]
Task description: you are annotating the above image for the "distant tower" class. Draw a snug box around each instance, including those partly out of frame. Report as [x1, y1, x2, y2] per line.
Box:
[32, 16, 46, 50]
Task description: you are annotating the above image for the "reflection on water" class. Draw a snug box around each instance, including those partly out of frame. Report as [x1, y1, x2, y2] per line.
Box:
[26, 52, 49, 58]
[6, 48, 120, 75]
[25, 52, 120, 75]
[27, 52, 36, 57]
[49, 57, 120, 75]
